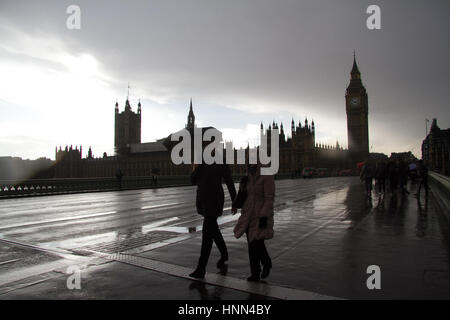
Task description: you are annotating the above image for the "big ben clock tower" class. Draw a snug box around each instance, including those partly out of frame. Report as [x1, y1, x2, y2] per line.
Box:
[346, 53, 369, 163]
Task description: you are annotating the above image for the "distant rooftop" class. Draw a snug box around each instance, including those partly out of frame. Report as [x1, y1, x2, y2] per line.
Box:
[129, 141, 168, 153]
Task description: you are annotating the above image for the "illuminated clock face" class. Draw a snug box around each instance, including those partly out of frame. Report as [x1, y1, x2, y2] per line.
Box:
[350, 97, 360, 107]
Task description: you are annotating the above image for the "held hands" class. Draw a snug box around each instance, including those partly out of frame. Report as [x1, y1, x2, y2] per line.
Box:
[231, 207, 238, 215]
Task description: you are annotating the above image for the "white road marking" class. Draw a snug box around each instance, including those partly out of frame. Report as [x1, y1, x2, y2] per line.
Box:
[0, 211, 117, 231]
[0, 202, 181, 232]
[141, 217, 180, 233]
[0, 258, 21, 266]
[141, 202, 180, 210]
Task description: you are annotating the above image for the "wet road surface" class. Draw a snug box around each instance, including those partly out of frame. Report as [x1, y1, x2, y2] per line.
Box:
[0, 177, 449, 299]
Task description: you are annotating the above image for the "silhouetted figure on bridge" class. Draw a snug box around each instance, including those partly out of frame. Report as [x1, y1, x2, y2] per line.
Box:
[189, 161, 236, 279]
[234, 163, 275, 282]
[360, 159, 375, 198]
[415, 160, 428, 201]
[375, 160, 387, 194]
[388, 160, 398, 193]
[116, 169, 123, 190]
[399, 160, 410, 195]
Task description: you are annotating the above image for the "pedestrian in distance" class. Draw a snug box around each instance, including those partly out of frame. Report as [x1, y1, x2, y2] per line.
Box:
[415, 160, 429, 200]
[189, 158, 237, 279]
[387, 160, 398, 193]
[233, 163, 275, 282]
[116, 169, 123, 191]
[360, 159, 375, 198]
[375, 160, 387, 194]
[398, 160, 410, 195]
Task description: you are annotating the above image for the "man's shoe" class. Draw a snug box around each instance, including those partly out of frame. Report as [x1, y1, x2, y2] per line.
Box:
[216, 256, 228, 269]
[189, 268, 205, 279]
[261, 266, 271, 279]
[218, 264, 228, 276]
[246, 274, 260, 282]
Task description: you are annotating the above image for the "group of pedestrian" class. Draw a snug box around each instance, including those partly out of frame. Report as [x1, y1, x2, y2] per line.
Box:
[190, 154, 428, 281]
[360, 158, 428, 199]
[189, 159, 275, 282]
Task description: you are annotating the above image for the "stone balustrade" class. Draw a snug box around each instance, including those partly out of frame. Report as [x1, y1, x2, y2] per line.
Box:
[0, 175, 191, 199]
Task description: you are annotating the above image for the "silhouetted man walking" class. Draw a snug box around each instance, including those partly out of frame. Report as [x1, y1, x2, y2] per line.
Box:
[116, 169, 123, 190]
[415, 160, 428, 199]
[189, 163, 236, 278]
[360, 159, 375, 198]
[388, 160, 398, 193]
[399, 160, 410, 195]
[375, 160, 387, 194]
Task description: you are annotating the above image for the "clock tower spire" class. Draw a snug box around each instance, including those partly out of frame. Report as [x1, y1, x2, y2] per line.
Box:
[346, 52, 369, 163]
[186, 98, 195, 130]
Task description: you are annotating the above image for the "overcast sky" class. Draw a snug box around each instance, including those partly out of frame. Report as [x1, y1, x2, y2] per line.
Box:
[0, 0, 449, 160]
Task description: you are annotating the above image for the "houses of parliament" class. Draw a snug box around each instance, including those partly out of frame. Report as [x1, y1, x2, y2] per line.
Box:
[54, 56, 370, 178]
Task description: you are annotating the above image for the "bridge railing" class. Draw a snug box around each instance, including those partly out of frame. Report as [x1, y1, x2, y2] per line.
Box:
[429, 171, 450, 224]
[0, 175, 191, 199]
[0, 172, 344, 199]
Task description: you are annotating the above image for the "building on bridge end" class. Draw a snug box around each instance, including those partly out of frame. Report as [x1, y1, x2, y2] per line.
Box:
[422, 119, 450, 176]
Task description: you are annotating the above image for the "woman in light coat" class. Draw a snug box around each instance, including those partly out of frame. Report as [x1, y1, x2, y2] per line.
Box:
[233, 164, 275, 281]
